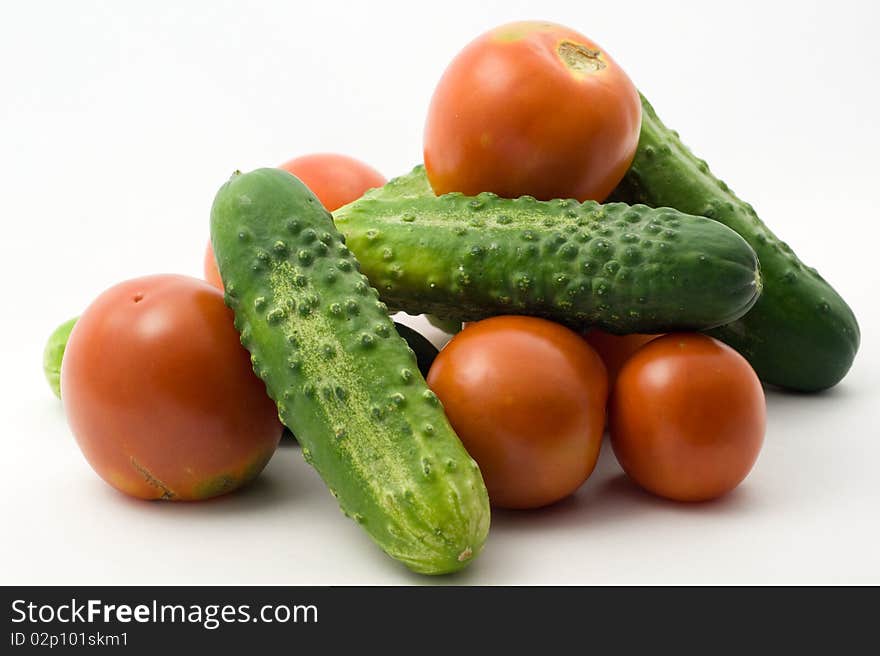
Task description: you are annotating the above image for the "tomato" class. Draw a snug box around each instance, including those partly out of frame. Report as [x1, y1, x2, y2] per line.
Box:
[609, 334, 765, 502]
[278, 153, 386, 212]
[62, 275, 282, 500]
[204, 241, 223, 290]
[426, 316, 607, 509]
[204, 153, 385, 290]
[584, 330, 659, 387]
[424, 21, 641, 202]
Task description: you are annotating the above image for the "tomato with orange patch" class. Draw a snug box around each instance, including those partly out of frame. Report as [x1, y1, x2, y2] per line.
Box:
[62, 275, 282, 500]
[424, 21, 641, 202]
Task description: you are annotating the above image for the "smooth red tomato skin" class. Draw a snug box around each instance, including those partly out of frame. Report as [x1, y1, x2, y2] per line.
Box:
[427, 316, 608, 509]
[62, 275, 281, 500]
[424, 21, 641, 202]
[204, 241, 223, 290]
[278, 153, 386, 212]
[610, 334, 765, 502]
[584, 330, 659, 387]
[204, 153, 385, 289]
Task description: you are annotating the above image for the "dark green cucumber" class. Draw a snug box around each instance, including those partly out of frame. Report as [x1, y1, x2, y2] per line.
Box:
[334, 167, 762, 334]
[425, 314, 463, 335]
[609, 94, 859, 391]
[210, 168, 489, 575]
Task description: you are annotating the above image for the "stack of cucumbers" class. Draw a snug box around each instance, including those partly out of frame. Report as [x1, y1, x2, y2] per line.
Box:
[208, 95, 857, 574]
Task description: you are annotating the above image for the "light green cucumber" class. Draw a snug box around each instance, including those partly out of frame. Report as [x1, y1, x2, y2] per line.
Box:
[334, 167, 762, 334]
[43, 316, 77, 399]
[210, 168, 490, 575]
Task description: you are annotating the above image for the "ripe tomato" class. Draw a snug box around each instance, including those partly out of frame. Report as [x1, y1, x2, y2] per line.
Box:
[427, 316, 607, 509]
[609, 334, 765, 502]
[204, 153, 386, 290]
[424, 21, 641, 202]
[584, 330, 659, 387]
[62, 275, 281, 500]
[278, 153, 386, 211]
[204, 241, 223, 290]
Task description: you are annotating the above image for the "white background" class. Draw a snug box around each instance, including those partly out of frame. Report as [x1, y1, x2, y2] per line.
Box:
[2, 0, 878, 584]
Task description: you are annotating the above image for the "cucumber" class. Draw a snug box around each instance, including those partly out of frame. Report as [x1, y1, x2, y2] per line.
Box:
[43, 316, 77, 399]
[609, 94, 859, 391]
[334, 168, 762, 334]
[210, 168, 490, 575]
[358, 165, 434, 201]
[425, 314, 463, 335]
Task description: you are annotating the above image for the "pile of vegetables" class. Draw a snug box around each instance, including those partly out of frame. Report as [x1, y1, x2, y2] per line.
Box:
[44, 21, 859, 575]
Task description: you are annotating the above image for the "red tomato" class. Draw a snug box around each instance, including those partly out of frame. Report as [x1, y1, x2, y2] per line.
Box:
[204, 241, 223, 290]
[584, 330, 659, 387]
[278, 153, 386, 211]
[62, 275, 281, 500]
[424, 21, 641, 202]
[427, 316, 608, 509]
[204, 153, 385, 290]
[609, 334, 765, 502]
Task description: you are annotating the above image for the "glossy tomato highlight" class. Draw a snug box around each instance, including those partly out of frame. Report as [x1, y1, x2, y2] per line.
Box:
[610, 334, 765, 502]
[62, 275, 282, 500]
[424, 21, 641, 202]
[427, 316, 608, 509]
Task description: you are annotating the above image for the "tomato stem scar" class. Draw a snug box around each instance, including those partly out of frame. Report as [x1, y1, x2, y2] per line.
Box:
[557, 41, 606, 74]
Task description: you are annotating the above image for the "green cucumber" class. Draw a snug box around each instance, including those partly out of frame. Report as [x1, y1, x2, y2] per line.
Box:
[334, 167, 762, 334]
[43, 316, 77, 399]
[358, 165, 434, 201]
[210, 168, 490, 575]
[425, 314, 463, 335]
[609, 94, 859, 391]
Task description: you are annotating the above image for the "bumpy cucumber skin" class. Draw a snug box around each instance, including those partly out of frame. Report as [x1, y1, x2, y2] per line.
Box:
[358, 165, 434, 202]
[210, 168, 490, 575]
[335, 168, 761, 334]
[43, 316, 78, 399]
[609, 95, 859, 391]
